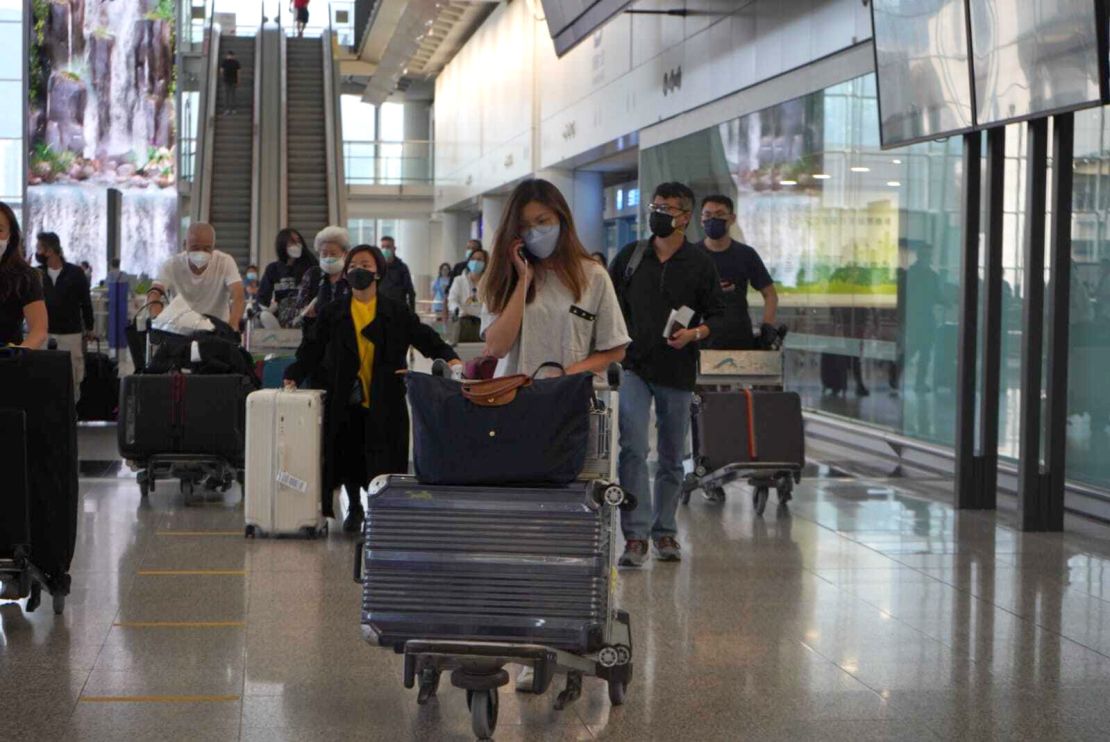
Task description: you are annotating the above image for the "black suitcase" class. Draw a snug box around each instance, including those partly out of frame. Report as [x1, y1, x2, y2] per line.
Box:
[77, 344, 119, 421]
[0, 349, 79, 581]
[118, 373, 252, 464]
[693, 390, 806, 474]
[360, 475, 620, 654]
[0, 409, 31, 563]
[820, 353, 849, 394]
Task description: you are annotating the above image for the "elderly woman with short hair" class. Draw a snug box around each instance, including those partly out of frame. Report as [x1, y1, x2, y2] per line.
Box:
[294, 226, 353, 328]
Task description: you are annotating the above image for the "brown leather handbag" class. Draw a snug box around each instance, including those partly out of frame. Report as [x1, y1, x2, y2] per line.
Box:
[461, 375, 532, 407]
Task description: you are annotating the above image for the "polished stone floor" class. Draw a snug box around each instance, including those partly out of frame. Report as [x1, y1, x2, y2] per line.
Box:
[6, 450, 1110, 741]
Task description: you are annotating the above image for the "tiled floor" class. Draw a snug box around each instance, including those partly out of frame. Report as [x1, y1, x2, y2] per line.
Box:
[6, 451, 1110, 741]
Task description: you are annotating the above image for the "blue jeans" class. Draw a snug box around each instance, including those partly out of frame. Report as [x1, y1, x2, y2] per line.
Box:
[618, 370, 692, 541]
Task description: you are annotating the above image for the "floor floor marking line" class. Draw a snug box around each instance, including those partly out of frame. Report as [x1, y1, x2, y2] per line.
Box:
[136, 569, 247, 576]
[79, 695, 241, 703]
[112, 621, 246, 628]
[155, 530, 243, 537]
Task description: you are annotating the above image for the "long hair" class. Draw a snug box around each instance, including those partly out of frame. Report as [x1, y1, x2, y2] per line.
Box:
[0, 200, 32, 302]
[275, 228, 318, 269]
[481, 179, 589, 314]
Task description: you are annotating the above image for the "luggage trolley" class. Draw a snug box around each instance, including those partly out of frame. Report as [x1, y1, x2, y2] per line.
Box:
[682, 349, 803, 516]
[356, 364, 633, 740]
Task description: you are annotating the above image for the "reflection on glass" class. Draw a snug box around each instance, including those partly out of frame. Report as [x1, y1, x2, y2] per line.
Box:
[641, 74, 964, 447]
[970, 0, 1103, 125]
[872, 0, 975, 146]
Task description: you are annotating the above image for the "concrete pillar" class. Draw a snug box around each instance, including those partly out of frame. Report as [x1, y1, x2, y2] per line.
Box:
[403, 102, 432, 183]
[480, 196, 506, 243]
[535, 169, 605, 255]
[438, 210, 472, 265]
[396, 218, 432, 301]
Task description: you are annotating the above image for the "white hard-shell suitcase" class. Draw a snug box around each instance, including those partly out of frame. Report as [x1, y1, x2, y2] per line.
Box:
[244, 389, 327, 538]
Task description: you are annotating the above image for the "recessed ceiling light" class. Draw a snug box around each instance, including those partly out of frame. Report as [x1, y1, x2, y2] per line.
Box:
[892, 159, 902, 164]
[813, 174, 831, 180]
[780, 179, 797, 186]
[886, 181, 901, 187]
[850, 166, 870, 173]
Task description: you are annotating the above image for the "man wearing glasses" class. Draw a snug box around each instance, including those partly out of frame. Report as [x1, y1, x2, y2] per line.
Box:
[696, 194, 777, 349]
[610, 182, 726, 567]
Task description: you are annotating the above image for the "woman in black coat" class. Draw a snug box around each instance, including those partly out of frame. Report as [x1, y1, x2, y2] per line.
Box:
[284, 245, 461, 531]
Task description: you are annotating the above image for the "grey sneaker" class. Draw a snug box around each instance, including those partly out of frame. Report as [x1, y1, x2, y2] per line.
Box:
[515, 665, 535, 692]
[618, 540, 649, 567]
[653, 536, 682, 562]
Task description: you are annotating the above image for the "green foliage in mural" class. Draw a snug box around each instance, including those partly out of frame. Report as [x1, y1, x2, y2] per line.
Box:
[29, 0, 49, 105]
[31, 142, 77, 181]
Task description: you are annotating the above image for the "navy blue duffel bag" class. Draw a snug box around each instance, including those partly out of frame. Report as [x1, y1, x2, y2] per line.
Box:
[406, 368, 593, 486]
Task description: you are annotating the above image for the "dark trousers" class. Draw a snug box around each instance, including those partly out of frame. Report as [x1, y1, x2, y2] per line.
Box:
[337, 405, 369, 514]
[222, 80, 237, 112]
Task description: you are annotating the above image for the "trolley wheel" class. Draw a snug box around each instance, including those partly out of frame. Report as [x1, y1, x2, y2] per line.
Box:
[468, 688, 498, 740]
[138, 477, 150, 499]
[702, 486, 726, 504]
[416, 668, 441, 705]
[608, 678, 627, 706]
[681, 489, 691, 506]
[52, 592, 66, 615]
[752, 486, 770, 517]
[776, 480, 793, 505]
[26, 582, 41, 613]
[181, 478, 194, 500]
[245, 525, 258, 539]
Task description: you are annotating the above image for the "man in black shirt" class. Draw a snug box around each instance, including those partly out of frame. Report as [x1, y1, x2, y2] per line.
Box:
[377, 235, 416, 311]
[35, 232, 94, 400]
[696, 194, 777, 349]
[610, 182, 725, 567]
[220, 51, 241, 115]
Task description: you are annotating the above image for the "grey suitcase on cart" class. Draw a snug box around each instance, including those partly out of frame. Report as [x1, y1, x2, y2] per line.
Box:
[360, 475, 622, 654]
[695, 390, 805, 473]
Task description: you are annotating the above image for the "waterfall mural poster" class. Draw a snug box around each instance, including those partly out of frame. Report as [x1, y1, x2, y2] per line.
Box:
[27, 0, 177, 284]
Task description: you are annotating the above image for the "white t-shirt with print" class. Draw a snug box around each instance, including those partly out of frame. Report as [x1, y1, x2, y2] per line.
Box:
[156, 250, 242, 320]
[448, 271, 483, 318]
[480, 259, 630, 378]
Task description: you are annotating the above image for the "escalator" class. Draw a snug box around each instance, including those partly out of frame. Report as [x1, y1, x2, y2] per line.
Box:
[285, 37, 332, 240]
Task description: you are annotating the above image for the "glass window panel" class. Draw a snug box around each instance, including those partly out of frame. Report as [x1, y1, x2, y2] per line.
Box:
[0, 80, 20, 137]
[0, 137, 21, 201]
[0, 21, 20, 78]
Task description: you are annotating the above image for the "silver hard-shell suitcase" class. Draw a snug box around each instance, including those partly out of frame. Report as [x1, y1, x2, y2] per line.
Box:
[360, 475, 622, 653]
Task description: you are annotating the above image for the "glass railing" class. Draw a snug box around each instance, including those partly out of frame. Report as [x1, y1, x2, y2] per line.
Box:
[344, 140, 433, 185]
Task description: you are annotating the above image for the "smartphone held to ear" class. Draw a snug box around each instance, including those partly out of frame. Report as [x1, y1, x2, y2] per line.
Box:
[663, 306, 695, 339]
[517, 243, 540, 264]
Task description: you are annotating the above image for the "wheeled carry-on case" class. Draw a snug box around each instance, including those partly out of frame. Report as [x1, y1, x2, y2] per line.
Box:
[0, 349, 78, 614]
[244, 389, 327, 538]
[118, 373, 252, 500]
[355, 474, 634, 740]
[686, 389, 805, 515]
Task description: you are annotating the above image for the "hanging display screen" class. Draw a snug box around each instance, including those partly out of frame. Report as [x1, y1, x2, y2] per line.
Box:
[541, 0, 631, 57]
[969, 0, 1108, 127]
[870, 0, 976, 148]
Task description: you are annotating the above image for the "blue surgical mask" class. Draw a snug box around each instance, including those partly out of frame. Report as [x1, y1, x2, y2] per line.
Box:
[468, 259, 486, 276]
[245, 271, 258, 282]
[381, 247, 394, 261]
[523, 223, 560, 260]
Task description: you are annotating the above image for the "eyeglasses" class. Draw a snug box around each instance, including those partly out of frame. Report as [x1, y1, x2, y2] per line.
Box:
[649, 203, 688, 217]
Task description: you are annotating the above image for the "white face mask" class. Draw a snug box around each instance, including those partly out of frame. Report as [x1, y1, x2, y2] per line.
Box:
[320, 256, 344, 275]
[188, 251, 211, 269]
[287, 244, 303, 259]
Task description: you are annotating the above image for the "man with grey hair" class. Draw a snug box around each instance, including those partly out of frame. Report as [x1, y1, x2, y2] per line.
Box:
[148, 223, 245, 328]
[295, 225, 352, 324]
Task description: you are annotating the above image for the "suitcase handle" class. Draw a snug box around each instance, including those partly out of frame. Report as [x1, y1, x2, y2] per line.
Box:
[352, 539, 364, 583]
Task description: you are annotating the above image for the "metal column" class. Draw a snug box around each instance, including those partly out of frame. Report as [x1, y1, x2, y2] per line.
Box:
[1043, 112, 1075, 528]
[977, 127, 1006, 508]
[954, 131, 982, 507]
[1016, 117, 1052, 531]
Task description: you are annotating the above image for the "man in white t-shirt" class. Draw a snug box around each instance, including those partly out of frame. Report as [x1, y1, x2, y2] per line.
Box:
[148, 223, 244, 328]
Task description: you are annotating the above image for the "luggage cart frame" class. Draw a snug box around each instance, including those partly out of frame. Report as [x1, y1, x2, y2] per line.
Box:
[682, 350, 802, 515]
[360, 363, 633, 740]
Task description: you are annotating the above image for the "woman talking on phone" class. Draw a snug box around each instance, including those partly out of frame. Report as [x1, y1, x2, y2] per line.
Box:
[480, 179, 629, 378]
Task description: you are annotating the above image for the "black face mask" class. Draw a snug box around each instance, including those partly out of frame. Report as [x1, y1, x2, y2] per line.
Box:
[35, 253, 49, 266]
[649, 211, 678, 239]
[347, 268, 377, 291]
[703, 218, 728, 240]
